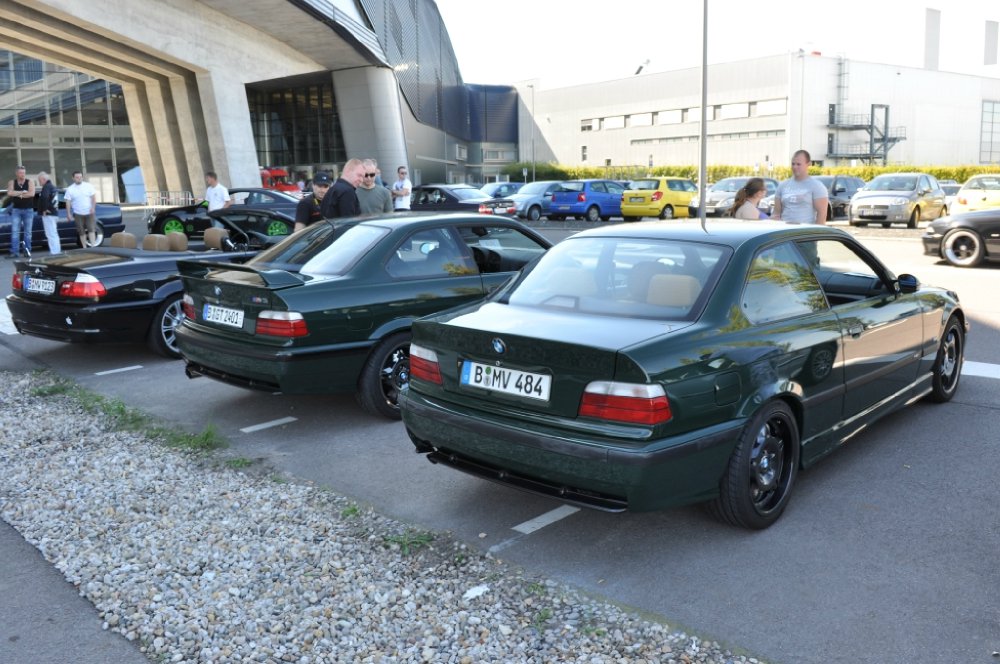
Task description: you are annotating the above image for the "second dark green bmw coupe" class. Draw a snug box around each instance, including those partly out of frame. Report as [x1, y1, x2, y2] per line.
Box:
[400, 222, 967, 529]
[175, 213, 551, 419]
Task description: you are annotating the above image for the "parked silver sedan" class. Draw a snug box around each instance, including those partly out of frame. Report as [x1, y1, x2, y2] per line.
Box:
[848, 173, 947, 228]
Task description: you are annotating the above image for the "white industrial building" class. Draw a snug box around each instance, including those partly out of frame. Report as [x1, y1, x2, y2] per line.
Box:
[516, 51, 1000, 170]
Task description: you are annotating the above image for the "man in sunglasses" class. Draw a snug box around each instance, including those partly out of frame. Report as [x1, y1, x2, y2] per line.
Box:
[356, 159, 393, 214]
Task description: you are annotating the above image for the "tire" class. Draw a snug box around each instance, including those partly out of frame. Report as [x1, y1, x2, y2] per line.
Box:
[907, 207, 919, 229]
[549, 214, 564, 221]
[881, 222, 891, 228]
[585, 206, 600, 222]
[623, 216, 640, 222]
[942, 228, 985, 267]
[526, 205, 541, 221]
[928, 316, 964, 403]
[848, 219, 865, 227]
[708, 401, 800, 529]
[600, 215, 611, 222]
[827, 204, 834, 221]
[660, 205, 675, 220]
[161, 217, 185, 235]
[357, 331, 411, 420]
[78, 222, 105, 248]
[147, 294, 184, 358]
[266, 220, 290, 236]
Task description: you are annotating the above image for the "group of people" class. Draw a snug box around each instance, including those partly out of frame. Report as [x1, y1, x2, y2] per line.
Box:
[727, 149, 829, 223]
[6, 166, 98, 258]
[293, 159, 413, 232]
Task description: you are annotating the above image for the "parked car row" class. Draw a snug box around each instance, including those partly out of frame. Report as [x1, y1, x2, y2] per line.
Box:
[1, 189, 124, 249]
[6, 208, 968, 528]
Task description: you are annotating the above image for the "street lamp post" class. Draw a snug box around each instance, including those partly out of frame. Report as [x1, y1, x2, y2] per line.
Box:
[527, 84, 536, 182]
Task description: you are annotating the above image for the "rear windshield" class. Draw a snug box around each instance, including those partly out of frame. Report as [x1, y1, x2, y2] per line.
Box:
[519, 181, 554, 194]
[630, 179, 659, 190]
[249, 222, 389, 276]
[963, 176, 1000, 190]
[505, 236, 729, 321]
[451, 187, 486, 201]
[556, 181, 584, 192]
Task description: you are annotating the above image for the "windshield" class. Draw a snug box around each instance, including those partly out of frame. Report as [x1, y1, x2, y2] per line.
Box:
[710, 178, 748, 193]
[249, 222, 389, 276]
[451, 187, 487, 201]
[867, 175, 917, 191]
[506, 236, 729, 321]
[630, 179, 660, 191]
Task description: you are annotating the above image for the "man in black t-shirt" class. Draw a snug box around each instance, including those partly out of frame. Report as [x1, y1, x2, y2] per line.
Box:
[319, 159, 364, 219]
[294, 172, 332, 232]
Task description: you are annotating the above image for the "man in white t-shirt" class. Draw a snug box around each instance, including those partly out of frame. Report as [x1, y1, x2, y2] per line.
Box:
[202, 171, 231, 212]
[391, 166, 412, 211]
[64, 170, 98, 246]
[772, 149, 828, 225]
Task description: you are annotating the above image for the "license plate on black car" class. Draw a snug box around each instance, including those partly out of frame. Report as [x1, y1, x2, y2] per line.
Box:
[24, 276, 56, 294]
[460, 361, 551, 401]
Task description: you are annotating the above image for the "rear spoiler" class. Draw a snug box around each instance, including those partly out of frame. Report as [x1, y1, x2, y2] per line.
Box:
[175, 259, 304, 288]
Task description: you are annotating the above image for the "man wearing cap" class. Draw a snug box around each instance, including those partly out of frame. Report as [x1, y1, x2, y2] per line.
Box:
[294, 172, 333, 232]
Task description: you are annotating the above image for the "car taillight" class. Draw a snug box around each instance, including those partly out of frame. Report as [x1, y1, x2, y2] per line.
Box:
[11, 273, 23, 290]
[578, 381, 671, 425]
[59, 274, 106, 300]
[182, 294, 195, 320]
[255, 311, 308, 337]
[577, 193, 587, 203]
[409, 343, 442, 384]
[477, 204, 495, 214]
[651, 191, 663, 202]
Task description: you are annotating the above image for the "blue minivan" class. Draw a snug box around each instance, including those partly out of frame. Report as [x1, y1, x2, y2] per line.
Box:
[548, 179, 626, 221]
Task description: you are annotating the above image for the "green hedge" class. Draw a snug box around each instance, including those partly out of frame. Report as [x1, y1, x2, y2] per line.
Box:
[502, 161, 1000, 183]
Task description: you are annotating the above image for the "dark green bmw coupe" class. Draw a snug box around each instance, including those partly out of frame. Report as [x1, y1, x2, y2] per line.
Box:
[174, 213, 551, 419]
[400, 222, 967, 529]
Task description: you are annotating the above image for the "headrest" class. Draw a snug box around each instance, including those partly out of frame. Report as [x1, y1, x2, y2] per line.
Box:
[167, 232, 188, 251]
[141, 234, 170, 251]
[646, 274, 701, 308]
[203, 227, 230, 250]
[109, 232, 137, 249]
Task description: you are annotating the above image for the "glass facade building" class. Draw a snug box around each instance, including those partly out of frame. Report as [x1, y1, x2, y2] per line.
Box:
[0, 50, 137, 199]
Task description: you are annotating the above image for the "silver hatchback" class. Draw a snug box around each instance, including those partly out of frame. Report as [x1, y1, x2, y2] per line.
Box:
[848, 172, 947, 228]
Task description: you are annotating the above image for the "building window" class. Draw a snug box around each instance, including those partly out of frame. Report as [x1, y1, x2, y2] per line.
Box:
[604, 115, 625, 130]
[720, 103, 749, 119]
[756, 99, 787, 116]
[629, 113, 653, 127]
[981, 101, 1000, 163]
[581, 145, 587, 162]
[456, 144, 467, 161]
[685, 107, 701, 122]
[484, 148, 515, 161]
[581, 119, 594, 132]
[657, 109, 682, 125]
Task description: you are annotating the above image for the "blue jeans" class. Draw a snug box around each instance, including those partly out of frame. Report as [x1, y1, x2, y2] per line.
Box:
[10, 208, 33, 256]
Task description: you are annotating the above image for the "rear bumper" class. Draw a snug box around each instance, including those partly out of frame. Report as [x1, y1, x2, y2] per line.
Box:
[175, 323, 372, 394]
[6, 293, 152, 344]
[920, 232, 943, 257]
[620, 203, 661, 217]
[400, 387, 744, 512]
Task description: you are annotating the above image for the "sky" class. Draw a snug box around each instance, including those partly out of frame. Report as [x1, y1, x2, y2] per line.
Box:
[434, 0, 1000, 90]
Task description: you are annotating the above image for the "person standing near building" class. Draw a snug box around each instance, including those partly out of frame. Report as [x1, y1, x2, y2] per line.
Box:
[391, 165, 411, 211]
[772, 150, 828, 225]
[6, 165, 34, 258]
[356, 159, 393, 215]
[202, 171, 231, 211]
[293, 172, 332, 232]
[64, 170, 97, 247]
[320, 158, 364, 218]
[36, 171, 60, 254]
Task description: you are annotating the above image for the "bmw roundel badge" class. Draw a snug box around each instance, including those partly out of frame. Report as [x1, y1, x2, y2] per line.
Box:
[491, 337, 506, 354]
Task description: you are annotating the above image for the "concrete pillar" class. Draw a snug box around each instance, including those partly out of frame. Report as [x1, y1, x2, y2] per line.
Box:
[332, 67, 408, 172]
[121, 82, 166, 196]
[195, 70, 261, 188]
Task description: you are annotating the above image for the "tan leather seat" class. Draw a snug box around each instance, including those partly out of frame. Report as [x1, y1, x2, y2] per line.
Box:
[109, 232, 137, 249]
[167, 232, 188, 251]
[203, 227, 230, 250]
[646, 274, 701, 308]
[141, 234, 170, 251]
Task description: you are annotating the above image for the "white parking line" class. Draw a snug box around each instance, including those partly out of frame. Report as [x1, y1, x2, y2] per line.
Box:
[962, 361, 1000, 380]
[94, 365, 143, 376]
[240, 417, 298, 433]
[512, 505, 580, 534]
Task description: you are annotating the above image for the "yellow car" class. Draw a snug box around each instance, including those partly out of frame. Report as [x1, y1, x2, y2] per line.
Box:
[951, 174, 1000, 214]
[621, 177, 698, 220]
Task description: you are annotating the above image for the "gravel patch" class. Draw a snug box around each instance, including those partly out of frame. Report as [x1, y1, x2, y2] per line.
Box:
[0, 370, 767, 663]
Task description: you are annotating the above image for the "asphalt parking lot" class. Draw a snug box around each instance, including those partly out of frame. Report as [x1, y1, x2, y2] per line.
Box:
[2, 212, 998, 664]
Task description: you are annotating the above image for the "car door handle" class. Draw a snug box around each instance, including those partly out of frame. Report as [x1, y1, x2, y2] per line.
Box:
[848, 323, 864, 338]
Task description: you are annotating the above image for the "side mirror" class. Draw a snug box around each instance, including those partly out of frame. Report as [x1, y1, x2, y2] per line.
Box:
[833, 186, 846, 194]
[896, 273, 919, 294]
